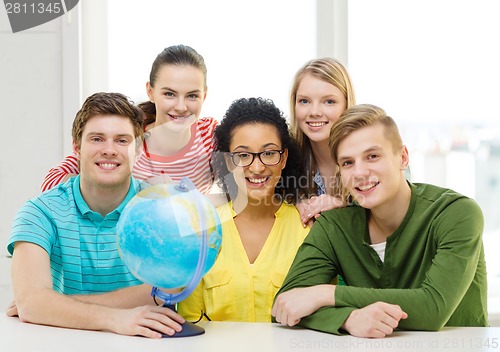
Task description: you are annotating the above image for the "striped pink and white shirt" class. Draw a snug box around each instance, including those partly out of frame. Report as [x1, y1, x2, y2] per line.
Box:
[41, 117, 217, 194]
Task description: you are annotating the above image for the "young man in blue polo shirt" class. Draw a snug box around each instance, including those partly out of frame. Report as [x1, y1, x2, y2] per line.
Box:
[7, 92, 185, 338]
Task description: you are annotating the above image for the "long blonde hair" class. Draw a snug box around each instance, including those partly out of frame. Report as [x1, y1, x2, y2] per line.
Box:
[289, 58, 356, 196]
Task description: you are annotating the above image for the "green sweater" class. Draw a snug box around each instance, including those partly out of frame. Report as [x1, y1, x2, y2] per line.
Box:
[276, 183, 488, 334]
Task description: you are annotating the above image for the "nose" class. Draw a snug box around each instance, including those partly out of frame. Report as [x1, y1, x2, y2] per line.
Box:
[248, 155, 266, 173]
[309, 102, 323, 117]
[352, 161, 370, 178]
[102, 140, 117, 157]
[175, 98, 188, 112]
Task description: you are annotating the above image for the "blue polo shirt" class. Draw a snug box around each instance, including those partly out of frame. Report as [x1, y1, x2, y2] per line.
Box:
[8, 175, 143, 294]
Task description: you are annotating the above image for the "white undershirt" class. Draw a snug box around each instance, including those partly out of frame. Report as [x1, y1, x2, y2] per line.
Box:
[369, 241, 387, 262]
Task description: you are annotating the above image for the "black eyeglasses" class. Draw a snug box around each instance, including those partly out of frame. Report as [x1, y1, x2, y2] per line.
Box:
[227, 149, 284, 167]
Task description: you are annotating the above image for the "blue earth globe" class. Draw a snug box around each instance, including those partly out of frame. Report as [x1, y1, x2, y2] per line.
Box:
[116, 178, 222, 297]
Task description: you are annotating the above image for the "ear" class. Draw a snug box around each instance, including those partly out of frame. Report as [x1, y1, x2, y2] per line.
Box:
[280, 148, 289, 170]
[203, 86, 208, 101]
[72, 140, 81, 161]
[146, 81, 154, 103]
[400, 145, 409, 170]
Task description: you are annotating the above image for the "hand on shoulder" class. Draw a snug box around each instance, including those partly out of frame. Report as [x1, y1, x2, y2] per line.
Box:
[297, 194, 345, 227]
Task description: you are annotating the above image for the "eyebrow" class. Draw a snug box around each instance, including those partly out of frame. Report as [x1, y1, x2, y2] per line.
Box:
[296, 93, 343, 100]
[160, 86, 202, 94]
[231, 142, 280, 151]
[337, 145, 382, 161]
[86, 132, 134, 139]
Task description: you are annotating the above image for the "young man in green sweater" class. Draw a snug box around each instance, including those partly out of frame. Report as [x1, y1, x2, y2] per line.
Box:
[272, 104, 488, 338]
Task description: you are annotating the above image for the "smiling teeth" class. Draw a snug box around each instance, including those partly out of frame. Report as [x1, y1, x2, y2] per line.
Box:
[308, 122, 327, 127]
[100, 163, 117, 169]
[171, 114, 195, 120]
[248, 178, 267, 184]
[358, 183, 376, 191]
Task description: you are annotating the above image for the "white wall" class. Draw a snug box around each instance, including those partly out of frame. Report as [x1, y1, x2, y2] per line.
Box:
[0, 0, 319, 309]
[0, 10, 64, 249]
[0, 3, 80, 308]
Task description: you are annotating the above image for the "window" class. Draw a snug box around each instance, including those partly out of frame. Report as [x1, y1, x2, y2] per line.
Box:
[348, 0, 500, 304]
[105, 0, 499, 321]
[106, 0, 316, 120]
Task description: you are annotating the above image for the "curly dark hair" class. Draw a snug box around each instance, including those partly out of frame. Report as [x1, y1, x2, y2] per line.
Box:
[212, 97, 306, 204]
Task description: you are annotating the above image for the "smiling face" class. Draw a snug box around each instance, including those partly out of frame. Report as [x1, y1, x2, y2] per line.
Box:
[74, 114, 138, 190]
[337, 123, 408, 211]
[295, 73, 347, 145]
[146, 64, 206, 131]
[227, 123, 288, 205]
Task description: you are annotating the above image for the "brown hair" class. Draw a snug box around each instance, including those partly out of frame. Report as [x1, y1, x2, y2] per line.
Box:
[72, 92, 144, 148]
[138, 45, 207, 126]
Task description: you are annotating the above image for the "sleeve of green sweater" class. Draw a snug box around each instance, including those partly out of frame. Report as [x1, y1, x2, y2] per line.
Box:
[334, 198, 484, 330]
[275, 220, 355, 335]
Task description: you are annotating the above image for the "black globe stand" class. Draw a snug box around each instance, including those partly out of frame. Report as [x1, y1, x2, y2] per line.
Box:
[162, 304, 205, 338]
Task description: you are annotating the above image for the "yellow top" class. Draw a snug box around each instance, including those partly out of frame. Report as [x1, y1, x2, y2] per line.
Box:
[177, 202, 309, 322]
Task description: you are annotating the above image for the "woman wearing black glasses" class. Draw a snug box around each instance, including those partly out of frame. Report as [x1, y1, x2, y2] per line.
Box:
[178, 97, 309, 322]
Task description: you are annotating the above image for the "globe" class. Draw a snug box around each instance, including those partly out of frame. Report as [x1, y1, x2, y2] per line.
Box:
[116, 177, 222, 337]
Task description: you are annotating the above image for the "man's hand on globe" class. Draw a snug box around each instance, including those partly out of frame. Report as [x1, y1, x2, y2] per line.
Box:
[108, 304, 185, 338]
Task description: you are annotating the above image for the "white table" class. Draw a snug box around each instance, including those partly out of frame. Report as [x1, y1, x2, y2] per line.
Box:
[1, 314, 499, 352]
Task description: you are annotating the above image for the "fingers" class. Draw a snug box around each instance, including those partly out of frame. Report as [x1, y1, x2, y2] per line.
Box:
[146, 306, 184, 335]
[145, 174, 174, 185]
[343, 303, 408, 338]
[299, 195, 345, 226]
[370, 302, 407, 336]
[6, 306, 18, 317]
[122, 305, 185, 338]
[6, 301, 18, 317]
[297, 199, 312, 227]
[162, 306, 186, 324]
[272, 296, 287, 325]
[273, 306, 300, 326]
[301, 213, 314, 227]
[271, 297, 285, 324]
[271, 294, 301, 327]
[143, 317, 178, 337]
[381, 302, 408, 322]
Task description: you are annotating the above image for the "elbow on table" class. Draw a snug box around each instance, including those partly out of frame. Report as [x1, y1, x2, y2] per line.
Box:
[421, 322, 446, 332]
[401, 315, 447, 332]
[16, 304, 35, 324]
[14, 297, 44, 324]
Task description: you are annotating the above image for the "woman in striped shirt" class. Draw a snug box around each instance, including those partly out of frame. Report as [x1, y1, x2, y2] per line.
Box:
[41, 45, 217, 194]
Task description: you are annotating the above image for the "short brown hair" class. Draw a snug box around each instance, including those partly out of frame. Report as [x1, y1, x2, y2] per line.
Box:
[72, 92, 144, 148]
[329, 104, 403, 165]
